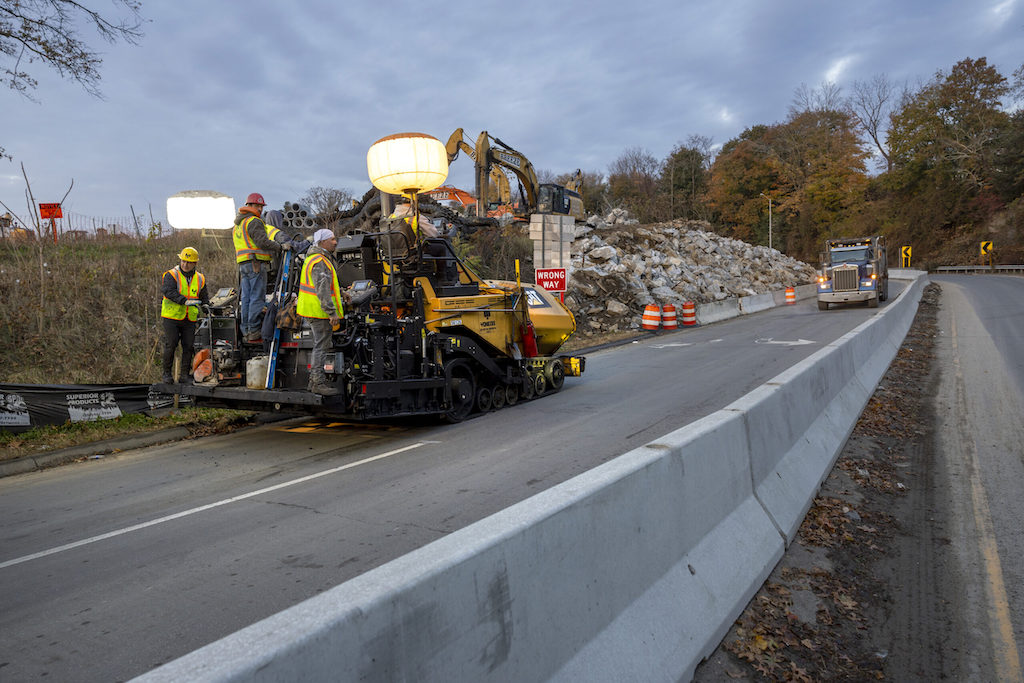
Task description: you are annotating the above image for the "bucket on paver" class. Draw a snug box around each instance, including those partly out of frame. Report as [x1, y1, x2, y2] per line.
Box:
[662, 304, 678, 330]
[642, 304, 661, 330]
[246, 356, 269, 390]
[785, 287, 796, 304]
[681, 301, 696, 326]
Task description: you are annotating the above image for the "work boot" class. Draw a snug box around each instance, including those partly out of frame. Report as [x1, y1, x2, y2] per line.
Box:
[307, 372, 339, 396]
[310, 382, 339, 396]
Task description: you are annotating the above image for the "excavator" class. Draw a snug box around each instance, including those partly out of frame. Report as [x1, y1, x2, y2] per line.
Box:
[444, 129, 514, 218]
[426, 185, 476, 211]
[444, 129, 584, 222]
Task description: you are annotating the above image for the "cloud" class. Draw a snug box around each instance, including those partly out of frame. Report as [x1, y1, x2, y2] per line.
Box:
[825, 56, 857, 84]
[3, 0, 1021, 223]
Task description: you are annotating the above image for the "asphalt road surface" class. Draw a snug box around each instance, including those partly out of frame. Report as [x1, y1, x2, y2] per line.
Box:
[930, 274, 1024, 681]
[0, 285, 907, 681]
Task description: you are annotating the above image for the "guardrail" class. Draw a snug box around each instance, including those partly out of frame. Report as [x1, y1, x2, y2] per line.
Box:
[136, 274, 927, 683]
[932, 265, 1024, 274]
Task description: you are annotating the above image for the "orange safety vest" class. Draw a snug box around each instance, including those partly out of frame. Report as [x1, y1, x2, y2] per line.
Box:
[161, 267, 205, 321]
[233, 215, 281, 263]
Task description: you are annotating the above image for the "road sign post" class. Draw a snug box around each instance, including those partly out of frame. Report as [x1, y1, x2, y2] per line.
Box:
[535, 267, 567, 302]
[39, 203, 62, 245]
[900, 245, 912, 268]
[981, 241, 994, 269]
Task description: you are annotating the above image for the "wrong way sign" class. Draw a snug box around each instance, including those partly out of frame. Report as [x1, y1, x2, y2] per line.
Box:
[535, 267, 567, 292]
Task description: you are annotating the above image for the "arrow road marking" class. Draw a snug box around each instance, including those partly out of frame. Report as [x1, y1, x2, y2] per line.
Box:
[755, 338, 816, 346]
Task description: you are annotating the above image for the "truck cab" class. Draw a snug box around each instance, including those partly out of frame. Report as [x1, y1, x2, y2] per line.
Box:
[816, 236, 888, 310]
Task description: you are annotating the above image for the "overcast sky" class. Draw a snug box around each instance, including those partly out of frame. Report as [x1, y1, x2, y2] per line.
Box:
[1, 0, 1021, 228]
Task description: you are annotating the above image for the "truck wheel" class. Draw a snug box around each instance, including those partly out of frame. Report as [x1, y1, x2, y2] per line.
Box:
[443, 360, 476, 423]
[490, 385, 506, 410]
[818, 301, 829, 311]
[533, 373, 547, 397]
[545, 359, 565, 390]
[520, 376, 535, 401]
[504, 384, 519, 406]
[476, 386, 492, 412]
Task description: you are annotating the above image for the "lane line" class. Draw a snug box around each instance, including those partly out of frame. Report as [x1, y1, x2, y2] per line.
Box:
[951, 312, 1023, 682]
[0, 442, 426, 570]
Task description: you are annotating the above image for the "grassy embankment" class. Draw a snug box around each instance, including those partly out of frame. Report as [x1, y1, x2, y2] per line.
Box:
[0, 232, 249, 459]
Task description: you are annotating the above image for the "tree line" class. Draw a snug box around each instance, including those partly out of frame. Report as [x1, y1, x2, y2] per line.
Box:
[4, 7, 1021, 266]
[552, 58, 1024, 265]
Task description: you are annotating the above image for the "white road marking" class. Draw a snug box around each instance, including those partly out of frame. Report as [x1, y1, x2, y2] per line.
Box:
[651, 343, 694, 348]
[754, 337, 815, 346]
[0, 442, 426, 570]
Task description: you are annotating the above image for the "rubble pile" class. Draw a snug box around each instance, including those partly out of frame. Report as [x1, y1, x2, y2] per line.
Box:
[565, 211, 817, 337]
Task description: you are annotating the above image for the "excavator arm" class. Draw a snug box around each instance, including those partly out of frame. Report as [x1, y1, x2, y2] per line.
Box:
[445, 128, 477, 165]
[487, 135, 540, 211]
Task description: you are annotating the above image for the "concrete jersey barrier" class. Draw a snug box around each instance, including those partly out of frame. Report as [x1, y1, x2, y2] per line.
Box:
[137, 273, 927, 683]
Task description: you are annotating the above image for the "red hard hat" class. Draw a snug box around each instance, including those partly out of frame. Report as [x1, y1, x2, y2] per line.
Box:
[245, 192, 266, 206]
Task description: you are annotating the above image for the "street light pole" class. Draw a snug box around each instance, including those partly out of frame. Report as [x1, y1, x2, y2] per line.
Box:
[760, 192, 773, 250]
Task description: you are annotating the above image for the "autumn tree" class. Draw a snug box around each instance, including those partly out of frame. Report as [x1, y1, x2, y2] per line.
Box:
[607, 147, 661, 223]
[706, 125, 782, 243]
[709, 83, 869, 258]
[887, 58, 1010, 190]
[882, 57, 1013, 241]
[659, 135, 713, 221]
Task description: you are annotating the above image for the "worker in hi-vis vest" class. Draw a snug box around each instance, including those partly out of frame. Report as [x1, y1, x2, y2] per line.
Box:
[232, 192, 291, 343]
[160, 246, 210, 384]
[297, 228, 348, 396]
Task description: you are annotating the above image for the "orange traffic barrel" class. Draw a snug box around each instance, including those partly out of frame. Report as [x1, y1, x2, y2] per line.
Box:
[662, 304, 678, 330]
[642, 304, 661, 330]
[785, 287, 796, 304]
[681, 301, 696, 326]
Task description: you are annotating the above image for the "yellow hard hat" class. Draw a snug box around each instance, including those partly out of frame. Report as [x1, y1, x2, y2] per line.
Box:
[178, 246, 199, 262]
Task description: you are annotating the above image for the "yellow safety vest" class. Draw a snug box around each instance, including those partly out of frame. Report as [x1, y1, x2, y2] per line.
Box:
[161, 267, 205, 321]
[297, 253, 344, 319]
[233, 215, 281, 263]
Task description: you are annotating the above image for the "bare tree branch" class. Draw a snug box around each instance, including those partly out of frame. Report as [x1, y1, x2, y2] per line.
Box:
[849, 74, 898, 172]
[1, 1, 144, 99]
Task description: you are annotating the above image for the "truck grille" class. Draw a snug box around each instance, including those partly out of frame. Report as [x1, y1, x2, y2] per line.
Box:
[832, 266, 859, 292]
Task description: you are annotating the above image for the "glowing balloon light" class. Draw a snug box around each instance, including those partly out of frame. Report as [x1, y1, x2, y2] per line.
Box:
[366, 133, 448, 196]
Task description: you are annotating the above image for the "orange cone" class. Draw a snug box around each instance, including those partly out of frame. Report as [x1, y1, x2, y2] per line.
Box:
[785, 287, 796, 304]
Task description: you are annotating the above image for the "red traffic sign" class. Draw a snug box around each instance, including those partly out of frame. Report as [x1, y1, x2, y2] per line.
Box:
[535, 267, 567, 292]
[39, 203, 63, 219]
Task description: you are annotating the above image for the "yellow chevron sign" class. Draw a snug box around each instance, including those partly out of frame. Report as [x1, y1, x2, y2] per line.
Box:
[981, 241, 993, 255]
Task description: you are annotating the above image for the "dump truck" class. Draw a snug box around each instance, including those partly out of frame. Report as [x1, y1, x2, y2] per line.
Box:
[153, 226, 585, 422]
[816, 235, 888, 310]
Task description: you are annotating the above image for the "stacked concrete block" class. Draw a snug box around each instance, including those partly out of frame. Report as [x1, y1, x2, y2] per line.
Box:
[530, 214, 574, 269]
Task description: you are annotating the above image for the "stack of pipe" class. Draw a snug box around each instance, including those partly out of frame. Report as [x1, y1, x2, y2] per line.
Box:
[282, 202, 317, 234]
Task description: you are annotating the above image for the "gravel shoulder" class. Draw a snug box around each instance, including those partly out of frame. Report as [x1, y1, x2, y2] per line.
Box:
[694, 283, 966, 681]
